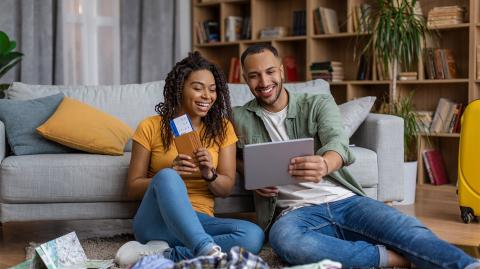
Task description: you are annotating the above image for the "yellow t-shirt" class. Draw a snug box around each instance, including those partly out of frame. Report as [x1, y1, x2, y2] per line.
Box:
[132, 115, 238, 216]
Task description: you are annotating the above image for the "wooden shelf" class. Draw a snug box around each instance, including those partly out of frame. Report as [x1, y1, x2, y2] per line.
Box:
[419, 133, 460, 138]
[312, 32, 369, 39]
[416, 184, 457, 192]
[428, 23, 470, 31]
[196, 41, 240, 47]
[195, 0, 248, 6]
[258, 36, 307, 42]
[397, 79, 469, 84]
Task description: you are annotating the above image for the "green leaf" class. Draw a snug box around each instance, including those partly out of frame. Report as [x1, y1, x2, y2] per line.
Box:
[0, 57, 22, 78]
[0, 31, 10, 53]
[0, 52, 23, 67]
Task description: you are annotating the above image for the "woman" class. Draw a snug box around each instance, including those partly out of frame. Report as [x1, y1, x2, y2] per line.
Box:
[115, 52, 264, 266]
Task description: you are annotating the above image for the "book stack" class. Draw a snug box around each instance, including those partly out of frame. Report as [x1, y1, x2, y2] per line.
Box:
[313, 7, 340, 34]
[194, 20, 220, 43]
[310, 61, 344, 82]
[259, 26, 288, 39]
[292, 10, 306, 36]
[430, 98, 464, 133]
[427, 6, 465, 27]
[422, 149, 449, 185]
[415, 111, 434, 133]
[398, 72, 417, 80]
[351, 4, 371, 32]
[423, 48, 457, 79]
[224, 16, 243, 42]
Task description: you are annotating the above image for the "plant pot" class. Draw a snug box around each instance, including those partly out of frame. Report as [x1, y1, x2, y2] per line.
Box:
[394, 161, 418, 205]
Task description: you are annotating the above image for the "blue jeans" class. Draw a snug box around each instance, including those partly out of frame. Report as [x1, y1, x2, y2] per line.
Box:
[133, 168, 264, 262]
[269, 195, 480, 269]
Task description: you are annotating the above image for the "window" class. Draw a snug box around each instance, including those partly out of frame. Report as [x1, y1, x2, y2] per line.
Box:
[62, 0, 120, 85]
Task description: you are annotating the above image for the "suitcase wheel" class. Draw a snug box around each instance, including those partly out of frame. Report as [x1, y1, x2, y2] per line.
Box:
[460, 206, 478, 224]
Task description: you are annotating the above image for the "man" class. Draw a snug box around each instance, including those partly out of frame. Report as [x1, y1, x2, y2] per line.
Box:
[232, 44, 480, 269]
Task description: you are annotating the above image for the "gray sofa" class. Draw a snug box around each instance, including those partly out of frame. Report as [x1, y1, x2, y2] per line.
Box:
[0, 80, 404, 223]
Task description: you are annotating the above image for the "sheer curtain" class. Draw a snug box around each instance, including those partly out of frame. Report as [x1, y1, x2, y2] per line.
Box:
[62, 0, 120, 85]
[0, 0, 63, 85]
[120, 0, 191, 84]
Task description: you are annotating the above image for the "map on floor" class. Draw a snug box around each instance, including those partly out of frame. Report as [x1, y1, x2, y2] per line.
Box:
[9, 231, 113, 269]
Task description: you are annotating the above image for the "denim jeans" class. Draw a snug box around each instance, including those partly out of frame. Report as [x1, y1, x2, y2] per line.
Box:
[269, 195, 480, 269]
[133, 168, 264, 262]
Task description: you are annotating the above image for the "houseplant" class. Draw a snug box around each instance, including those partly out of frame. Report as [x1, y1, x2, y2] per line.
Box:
[358, 0, 429, 204]
[0, 30, 23, 98]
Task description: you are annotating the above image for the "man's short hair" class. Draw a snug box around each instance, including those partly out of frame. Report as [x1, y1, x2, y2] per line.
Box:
[240, 44, 279, 67]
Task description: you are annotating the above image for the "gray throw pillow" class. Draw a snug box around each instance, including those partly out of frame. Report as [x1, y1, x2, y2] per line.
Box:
[0, 93, 74, 155]
[338, 96, 376, 138]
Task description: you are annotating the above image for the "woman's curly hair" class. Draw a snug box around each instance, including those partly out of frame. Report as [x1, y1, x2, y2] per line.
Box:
[155, 51, 232, 152]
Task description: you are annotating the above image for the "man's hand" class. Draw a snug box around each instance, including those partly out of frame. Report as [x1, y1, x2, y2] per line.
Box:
[255, 186, 279, 197]
[289, 155, 328, 183]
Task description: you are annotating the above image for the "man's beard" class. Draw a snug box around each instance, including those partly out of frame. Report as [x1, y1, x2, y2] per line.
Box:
[257, 79, 283, 107]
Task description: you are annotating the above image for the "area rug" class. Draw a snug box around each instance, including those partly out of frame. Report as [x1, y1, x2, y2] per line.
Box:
[26, 234, 285, 268]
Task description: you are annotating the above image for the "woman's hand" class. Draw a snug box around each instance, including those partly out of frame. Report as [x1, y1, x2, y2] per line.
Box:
[195, 148, 214, 180]
[172, 154, 198, 176]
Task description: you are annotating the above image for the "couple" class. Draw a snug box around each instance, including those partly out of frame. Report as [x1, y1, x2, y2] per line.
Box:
[116, 45, 480, 269]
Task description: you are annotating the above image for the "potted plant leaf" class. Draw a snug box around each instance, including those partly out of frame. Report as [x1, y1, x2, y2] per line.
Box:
[0, 30, 23, 98]
[357, 0, 430, 204]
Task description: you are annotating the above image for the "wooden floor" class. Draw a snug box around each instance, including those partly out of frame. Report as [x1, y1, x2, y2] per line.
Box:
[0, 186, 478, 268]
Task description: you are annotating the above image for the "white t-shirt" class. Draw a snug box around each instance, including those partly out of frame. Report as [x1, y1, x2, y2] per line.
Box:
[260, 107, 355, 214]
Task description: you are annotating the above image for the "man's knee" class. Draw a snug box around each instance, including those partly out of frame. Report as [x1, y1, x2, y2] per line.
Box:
[240, 221, 265, 254]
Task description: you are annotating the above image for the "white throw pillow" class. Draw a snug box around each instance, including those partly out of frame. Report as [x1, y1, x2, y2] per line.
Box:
[338, 96, 376, 137]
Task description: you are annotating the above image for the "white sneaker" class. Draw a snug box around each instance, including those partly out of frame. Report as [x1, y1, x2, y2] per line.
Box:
[114, 240, 169, 267]
[208, 245, 226, 259]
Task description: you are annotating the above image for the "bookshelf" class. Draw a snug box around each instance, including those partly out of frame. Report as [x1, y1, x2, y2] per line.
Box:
[192, 0, 479, 191]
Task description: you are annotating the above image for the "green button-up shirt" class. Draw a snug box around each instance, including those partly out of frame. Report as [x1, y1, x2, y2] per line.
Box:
[232, 90, 366, 230]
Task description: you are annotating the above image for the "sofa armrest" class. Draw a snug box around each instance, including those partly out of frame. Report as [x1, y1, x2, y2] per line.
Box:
[0, 121, 5, 162]
[350, 113, 404, 202]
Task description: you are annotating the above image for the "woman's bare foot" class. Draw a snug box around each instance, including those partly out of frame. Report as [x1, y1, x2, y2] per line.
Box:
[387, 250, 411, 268]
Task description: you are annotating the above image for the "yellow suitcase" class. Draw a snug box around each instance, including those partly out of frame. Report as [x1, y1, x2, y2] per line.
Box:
[458, 99, 480, 223]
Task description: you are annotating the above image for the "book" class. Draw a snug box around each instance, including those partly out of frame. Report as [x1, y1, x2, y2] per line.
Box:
[283, 56, 298, 82]
[319, 7, 340, 34]
[224, 16, 243, 42]
[423, 48, 436, 79]
[228, 57, 238, 83]
[433, 48, 445, 79]
[203, 20, 220, 42]
[415, 111, 434, 133]
[423, 149, 449, 185]
[443, 49, 457, 79]
[430, 98, 453, 133]
[422, 149, 435, 184]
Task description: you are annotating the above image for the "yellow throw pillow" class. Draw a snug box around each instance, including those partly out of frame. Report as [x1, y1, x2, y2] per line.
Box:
[37, 97, 133, 155]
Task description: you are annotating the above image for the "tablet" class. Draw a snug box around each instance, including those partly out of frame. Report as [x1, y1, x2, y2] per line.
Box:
[243, 138, 314, 190]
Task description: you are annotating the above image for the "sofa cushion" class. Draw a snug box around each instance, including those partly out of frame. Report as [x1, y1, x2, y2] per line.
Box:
[0, 153, 131, 203]
[347, 146, 378, 187]
[338, 96, 376, 138]
[7, 82, 165, 152]
[0, 93, 74, 155]
[228, 79, 331, 107]
[37, 97, 133, 155]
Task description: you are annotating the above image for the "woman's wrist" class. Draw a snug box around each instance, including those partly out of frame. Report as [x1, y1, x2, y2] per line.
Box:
[203, 167, 218, 182]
